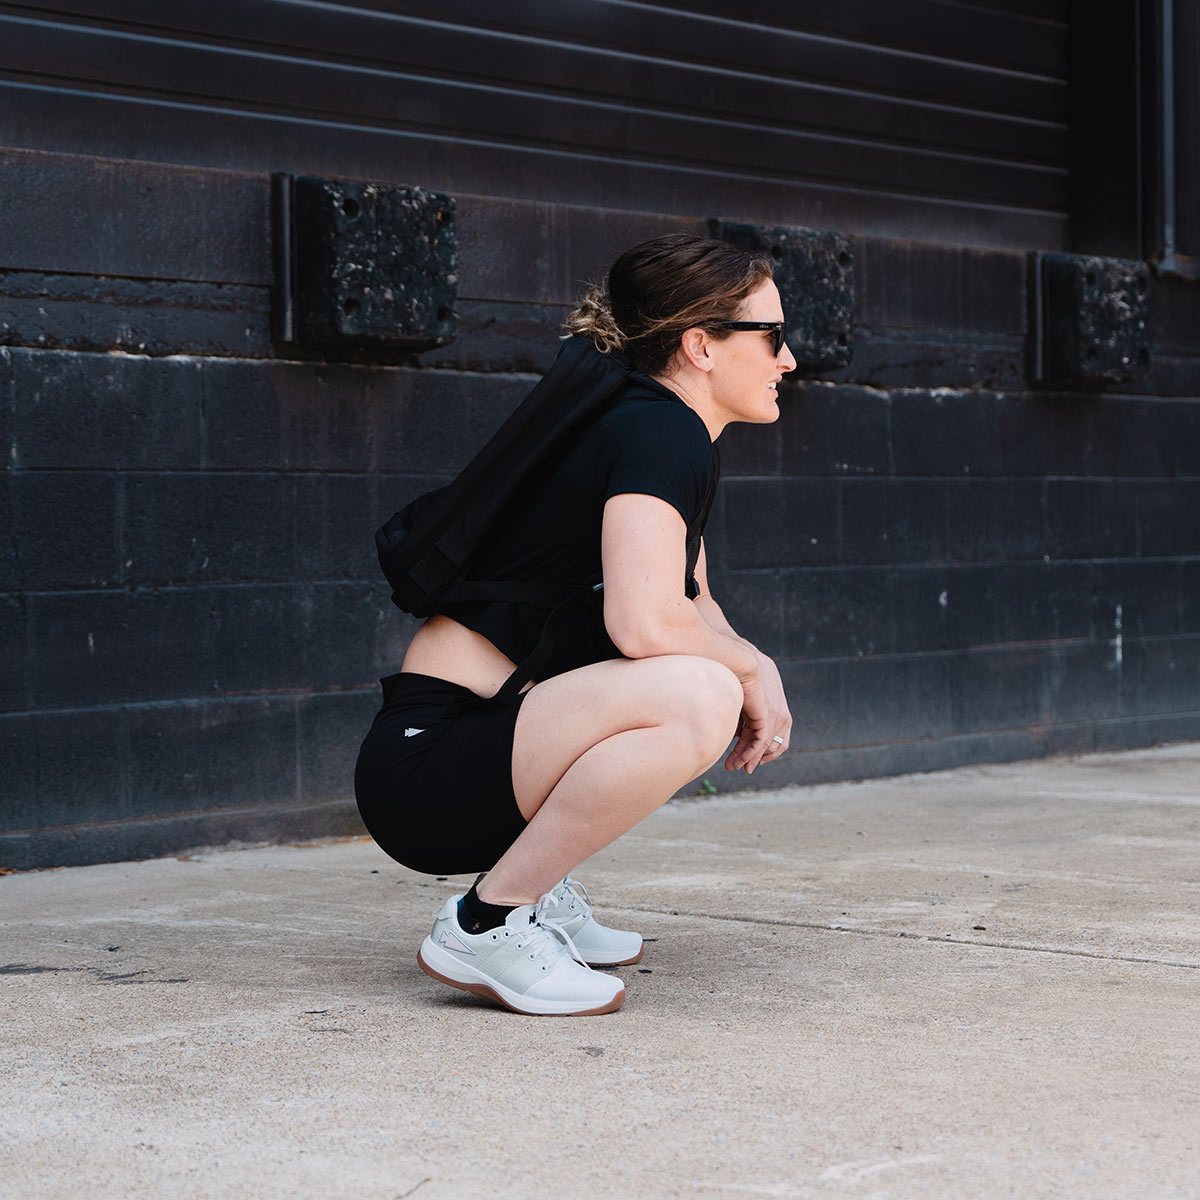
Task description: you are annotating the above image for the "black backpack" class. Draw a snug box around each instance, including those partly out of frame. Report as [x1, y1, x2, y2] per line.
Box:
[374, 336, 633, 695]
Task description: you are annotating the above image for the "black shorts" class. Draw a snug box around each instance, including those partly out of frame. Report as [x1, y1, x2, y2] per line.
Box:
[353, 672, 529, 876]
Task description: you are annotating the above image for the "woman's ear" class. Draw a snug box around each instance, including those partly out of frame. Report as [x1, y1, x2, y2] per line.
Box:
[679, 327, 714, 373]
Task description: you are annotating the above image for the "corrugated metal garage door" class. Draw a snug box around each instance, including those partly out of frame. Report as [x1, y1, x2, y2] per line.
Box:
[0, 1, 1068, 247]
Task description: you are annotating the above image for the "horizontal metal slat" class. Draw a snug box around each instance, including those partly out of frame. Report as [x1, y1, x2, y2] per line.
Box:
[0, 18, 1067, 209]
[0, 4, 1067, 164]
[251, 0, 1070, 82]
[0, 80, 1071, 252]
[950, 0, 1068, 23]
[611, 0, 1068, 76]
[323, 0, 1070, 115]
[7, 0, 1069, 121]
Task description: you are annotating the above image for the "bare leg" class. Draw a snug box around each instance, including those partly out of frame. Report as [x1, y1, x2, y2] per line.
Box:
[477, 654, 742, 905]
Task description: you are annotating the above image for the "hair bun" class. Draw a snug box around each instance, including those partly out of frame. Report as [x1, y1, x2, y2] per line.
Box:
[563, 284, 625, 353]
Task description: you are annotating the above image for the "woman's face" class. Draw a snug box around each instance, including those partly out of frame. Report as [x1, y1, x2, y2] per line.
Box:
[708, 279, 797, 426]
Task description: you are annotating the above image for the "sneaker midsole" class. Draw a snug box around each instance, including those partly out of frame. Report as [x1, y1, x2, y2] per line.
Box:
[418, 937, 622, 1016]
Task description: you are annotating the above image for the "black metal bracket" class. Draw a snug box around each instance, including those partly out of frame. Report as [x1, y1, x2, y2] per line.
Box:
[271, 173, 456, 351]
[1026, 251, 1150, 388]
[711, 220, 853, 371]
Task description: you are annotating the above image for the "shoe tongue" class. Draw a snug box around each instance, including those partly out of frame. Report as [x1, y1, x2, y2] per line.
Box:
[504, 903, 538, 930]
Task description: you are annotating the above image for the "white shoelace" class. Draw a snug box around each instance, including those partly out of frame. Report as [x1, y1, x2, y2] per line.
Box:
[542, 876, 593, 930]
[561, 876, 593, 911]
[512, 893, 591, 969]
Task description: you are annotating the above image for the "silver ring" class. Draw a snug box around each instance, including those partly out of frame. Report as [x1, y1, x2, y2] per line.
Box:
[772, 735, 785, 745]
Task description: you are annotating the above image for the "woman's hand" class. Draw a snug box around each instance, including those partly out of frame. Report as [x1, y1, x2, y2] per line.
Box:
[725, 651, 791, 775]
[755, 651, 792, 764]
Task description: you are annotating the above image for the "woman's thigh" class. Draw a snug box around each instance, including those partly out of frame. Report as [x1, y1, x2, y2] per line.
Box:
[511, 654, 742, 818]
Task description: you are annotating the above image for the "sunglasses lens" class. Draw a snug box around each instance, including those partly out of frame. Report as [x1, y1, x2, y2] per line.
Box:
[773, 326, 785, 355]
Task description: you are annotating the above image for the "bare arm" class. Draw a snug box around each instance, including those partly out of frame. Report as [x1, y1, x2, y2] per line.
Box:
[690, 540, 754, 645]
[601, 494, 776, 773]
[691, 540, 793, 771]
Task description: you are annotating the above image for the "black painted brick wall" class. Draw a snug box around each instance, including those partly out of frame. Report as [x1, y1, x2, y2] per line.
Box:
[2, 148, 1199, 868]
[707, 384, 1200, 784]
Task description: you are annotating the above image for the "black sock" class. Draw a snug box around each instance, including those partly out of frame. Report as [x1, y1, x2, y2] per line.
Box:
[457, 880, 517, 934]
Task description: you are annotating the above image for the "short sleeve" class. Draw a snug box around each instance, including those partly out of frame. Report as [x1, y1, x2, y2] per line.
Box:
[601, 398, 714, 527]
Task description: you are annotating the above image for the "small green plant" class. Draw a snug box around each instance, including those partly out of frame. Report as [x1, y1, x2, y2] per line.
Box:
[698, 778, 718, 796]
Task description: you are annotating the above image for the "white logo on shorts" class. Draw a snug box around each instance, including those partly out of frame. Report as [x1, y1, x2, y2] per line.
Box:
[404, 727, 425, 738]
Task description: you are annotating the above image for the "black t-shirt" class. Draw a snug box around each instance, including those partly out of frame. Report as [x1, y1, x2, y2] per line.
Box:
[442, 373, 719, 680]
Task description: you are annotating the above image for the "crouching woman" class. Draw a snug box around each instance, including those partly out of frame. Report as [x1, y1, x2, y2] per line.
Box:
[355, 232, 795, 1015]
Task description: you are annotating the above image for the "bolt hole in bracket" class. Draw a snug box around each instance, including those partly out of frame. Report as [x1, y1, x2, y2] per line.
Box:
[271, 173, 456, 351]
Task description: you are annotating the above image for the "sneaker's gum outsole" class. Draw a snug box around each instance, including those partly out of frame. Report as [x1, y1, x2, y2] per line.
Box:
[417, 950, 626, 1017]
[581, 945, 644, 968]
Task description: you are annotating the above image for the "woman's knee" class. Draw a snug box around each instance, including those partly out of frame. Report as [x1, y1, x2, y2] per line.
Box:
[652, 656, 743, 760]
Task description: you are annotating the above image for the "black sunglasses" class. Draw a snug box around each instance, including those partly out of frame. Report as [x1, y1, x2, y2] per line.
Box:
[712, 320, 787, 356]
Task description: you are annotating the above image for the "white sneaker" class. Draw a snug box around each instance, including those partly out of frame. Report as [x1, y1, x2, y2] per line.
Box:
[417, 894, 626, 1016]
[543, 877, 644, 968]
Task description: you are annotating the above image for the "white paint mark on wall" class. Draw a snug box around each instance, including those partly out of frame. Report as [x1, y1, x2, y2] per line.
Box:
[938, 589, 948, 608]
[1114, 603, 1123, 669]
[87, 632, 94, 657]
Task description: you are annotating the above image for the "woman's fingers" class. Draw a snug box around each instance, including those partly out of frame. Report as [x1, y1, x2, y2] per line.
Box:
[725, 718, 773, 773]
[723, 712, 761, 770]
[725, 704, 791, 773]
[740, 652, 790, 769]
[761, 710, 792, 761]
[727, 675, 771, 772]
[723, 667, 795, 774]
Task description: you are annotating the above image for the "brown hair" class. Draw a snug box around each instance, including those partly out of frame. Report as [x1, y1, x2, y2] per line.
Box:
[564, 233, 774, 376]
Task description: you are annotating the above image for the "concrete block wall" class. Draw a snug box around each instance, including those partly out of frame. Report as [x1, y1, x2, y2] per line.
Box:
[0, 348, 535, 867]
[709, 383, 1200, 785]
[2, 147, 1198, 868]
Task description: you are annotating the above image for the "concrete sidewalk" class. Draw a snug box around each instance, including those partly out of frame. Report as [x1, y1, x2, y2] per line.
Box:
[3, 745, 1199, 1200]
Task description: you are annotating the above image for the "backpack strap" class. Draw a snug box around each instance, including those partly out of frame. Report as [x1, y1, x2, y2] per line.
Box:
[492, 583, 604, 703]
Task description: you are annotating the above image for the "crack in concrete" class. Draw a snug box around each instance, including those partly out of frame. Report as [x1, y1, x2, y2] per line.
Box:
[613, 905, 1200, 970]
[0, 963, 190, 983]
